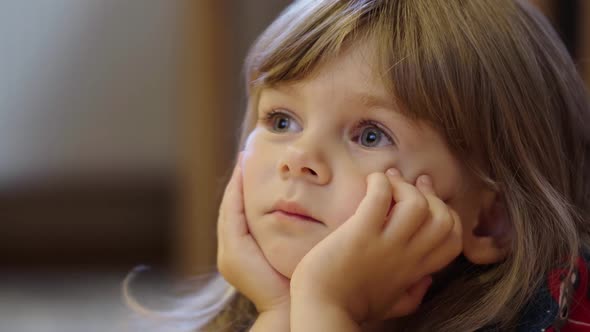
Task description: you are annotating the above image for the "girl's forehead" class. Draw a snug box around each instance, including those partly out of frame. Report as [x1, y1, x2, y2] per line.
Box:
[265, 39, 390, 96]
[255, 34, 387, 87]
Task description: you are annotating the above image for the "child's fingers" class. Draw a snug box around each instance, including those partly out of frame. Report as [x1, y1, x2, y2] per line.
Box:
[419, 209, 463, 276]
[384, 169, 429, 241]
[385, 275, 432, 319]
[348, 172, 392, 234]
[217, 153, 257, 280]
[415, 174, 436, 195]
[406, 176, 454, 258]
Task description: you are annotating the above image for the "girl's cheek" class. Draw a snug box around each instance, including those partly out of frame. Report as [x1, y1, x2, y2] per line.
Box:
[241, 132, 265, 167]
[330, 179, 369, 227]
[330, 161, 395, 227]
[243, 130, 258, 151]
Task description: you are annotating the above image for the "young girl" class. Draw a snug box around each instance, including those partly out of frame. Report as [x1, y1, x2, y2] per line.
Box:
[127, 0, 590, 331]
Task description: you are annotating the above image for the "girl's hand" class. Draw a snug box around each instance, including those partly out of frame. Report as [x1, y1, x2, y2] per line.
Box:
[217, 153, 291, 315]
[290, 169, 462, 324]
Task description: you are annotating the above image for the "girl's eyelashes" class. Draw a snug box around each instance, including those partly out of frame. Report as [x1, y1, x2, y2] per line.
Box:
[258, 109, 395, 148]
[259, 109, 302, 133]
[351, 118, 395, 148]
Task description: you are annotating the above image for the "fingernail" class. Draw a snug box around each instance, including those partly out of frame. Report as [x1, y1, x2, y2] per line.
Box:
[418, 175, 432, 186]
[386, 168, 400, 177]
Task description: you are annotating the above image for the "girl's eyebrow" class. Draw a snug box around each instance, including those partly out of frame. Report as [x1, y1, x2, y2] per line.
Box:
[354, 92, 396, 112]
[266, 85, 298, 96]
[264, 86, 396, 113]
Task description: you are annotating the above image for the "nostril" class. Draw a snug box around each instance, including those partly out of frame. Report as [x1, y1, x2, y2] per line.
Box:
[304, 167, 317, 176]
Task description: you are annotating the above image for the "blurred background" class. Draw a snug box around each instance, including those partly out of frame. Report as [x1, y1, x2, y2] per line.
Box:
[0, 1, 588, 331]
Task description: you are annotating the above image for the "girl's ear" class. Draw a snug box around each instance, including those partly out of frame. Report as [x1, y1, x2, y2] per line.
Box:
[462, 191, 512, 265]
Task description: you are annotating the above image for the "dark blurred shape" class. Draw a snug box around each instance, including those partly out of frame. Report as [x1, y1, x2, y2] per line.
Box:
[0, 173, 174, 268]
[556, 0, 580, 56]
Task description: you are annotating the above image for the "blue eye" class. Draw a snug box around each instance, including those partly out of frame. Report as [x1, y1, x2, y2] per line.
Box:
[261, 110, 301, 133]
[354, 120, 394, 148]
[272, 114, 290, 131]
[360, 127, 382, 146]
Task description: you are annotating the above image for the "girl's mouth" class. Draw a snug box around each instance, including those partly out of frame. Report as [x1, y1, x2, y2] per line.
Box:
[270, 200, 324, 224]
[272, 210, 322, 223]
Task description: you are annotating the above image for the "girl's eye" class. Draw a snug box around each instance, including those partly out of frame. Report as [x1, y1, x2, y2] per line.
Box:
[353, 120, 394, 148]
[261, 110, 301, 133]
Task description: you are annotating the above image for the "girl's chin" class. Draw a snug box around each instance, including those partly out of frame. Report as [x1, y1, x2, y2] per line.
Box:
[256, 231, 326, 279]
[268, 252, 299, 279]
[263, 246, 309, 279]
[276, 262, 296, 279]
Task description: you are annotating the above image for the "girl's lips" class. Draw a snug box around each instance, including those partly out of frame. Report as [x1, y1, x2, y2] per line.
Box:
[272, 210, 322, 223]
[270, 200, 324, 224]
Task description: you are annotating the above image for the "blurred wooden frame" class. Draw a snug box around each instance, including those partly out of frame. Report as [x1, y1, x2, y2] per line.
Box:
[175, 0, 234, 276]
[529, 0, 590, 87]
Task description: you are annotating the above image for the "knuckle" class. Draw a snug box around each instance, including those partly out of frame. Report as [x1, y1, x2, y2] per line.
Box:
[450, 210, 463, 234]
[435, 210, 454, 235]
[442, 234, 462, 259]
[409, 194, 428, 215]
[452, 225, 463, 249]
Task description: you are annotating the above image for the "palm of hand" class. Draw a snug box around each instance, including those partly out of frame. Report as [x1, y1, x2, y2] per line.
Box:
[217, 158, 291, 313]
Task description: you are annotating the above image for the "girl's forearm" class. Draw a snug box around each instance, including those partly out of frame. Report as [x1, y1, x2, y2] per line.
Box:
[249, 309, 290, 332]
[291, 298, 362, 332]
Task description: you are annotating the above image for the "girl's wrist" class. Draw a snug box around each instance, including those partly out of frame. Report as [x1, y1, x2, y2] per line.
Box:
[291, 279, 361, 324]
[250, 306, 290, 332]
[291, 292, 361, 332]
[290, 283, 362, 323]
[253, 297, 291, 316]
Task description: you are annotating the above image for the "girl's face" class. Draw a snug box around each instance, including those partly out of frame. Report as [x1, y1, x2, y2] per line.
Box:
[242, 43, 486, 278]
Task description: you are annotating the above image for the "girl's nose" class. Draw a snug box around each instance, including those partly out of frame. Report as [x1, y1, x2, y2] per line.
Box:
[278, 145, 331, 185]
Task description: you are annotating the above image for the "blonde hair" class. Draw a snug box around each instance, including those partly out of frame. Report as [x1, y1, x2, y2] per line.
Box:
[128, 0, 590, 331]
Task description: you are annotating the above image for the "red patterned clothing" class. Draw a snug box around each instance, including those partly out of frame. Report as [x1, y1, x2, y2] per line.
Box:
[505, 251, 590, 331]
